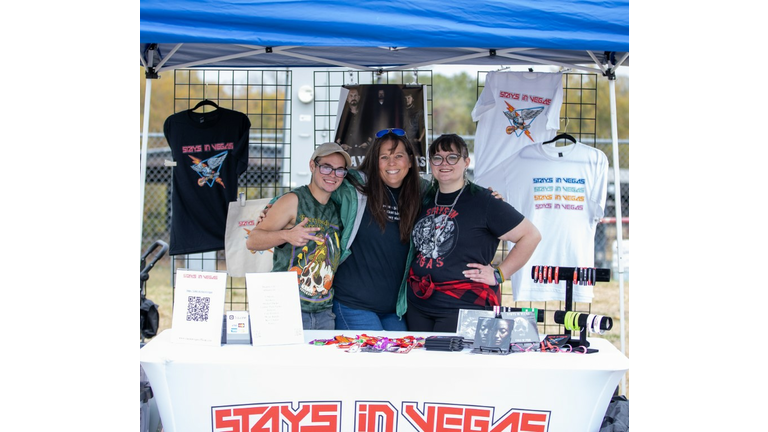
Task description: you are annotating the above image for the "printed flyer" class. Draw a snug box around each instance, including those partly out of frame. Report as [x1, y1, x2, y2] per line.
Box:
[246, 271, 304, 346]
[171, 268, 227, 346]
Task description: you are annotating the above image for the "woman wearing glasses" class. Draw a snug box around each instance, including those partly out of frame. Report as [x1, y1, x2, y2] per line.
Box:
[246, 142, 352, 330]
[406, 134, 541, 332]
[330, 128, 424, 331]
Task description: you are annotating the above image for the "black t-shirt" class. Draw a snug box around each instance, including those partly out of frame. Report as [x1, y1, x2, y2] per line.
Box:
[408, 185, 525, 313]
[333, 186, 409, 314]
[163, 107, 250, 255]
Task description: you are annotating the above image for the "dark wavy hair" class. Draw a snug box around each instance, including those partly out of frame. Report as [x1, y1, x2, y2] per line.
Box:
[357, 131, 422, 243]
[429, 133, 469, 159]
[424, 133, 482, 204]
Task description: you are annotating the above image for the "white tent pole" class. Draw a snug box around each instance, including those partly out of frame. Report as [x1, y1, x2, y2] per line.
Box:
[608, 76, 627, 395]
[140, 77, 153, 254]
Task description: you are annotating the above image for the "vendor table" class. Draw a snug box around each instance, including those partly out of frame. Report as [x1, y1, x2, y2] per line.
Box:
[140, 329, 628, 432]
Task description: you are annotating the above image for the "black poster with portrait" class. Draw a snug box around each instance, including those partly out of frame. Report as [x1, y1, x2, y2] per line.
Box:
[334, 84, 427, 171]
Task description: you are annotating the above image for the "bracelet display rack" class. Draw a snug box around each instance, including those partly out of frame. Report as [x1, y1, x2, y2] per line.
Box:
[531, 266, 612, 351]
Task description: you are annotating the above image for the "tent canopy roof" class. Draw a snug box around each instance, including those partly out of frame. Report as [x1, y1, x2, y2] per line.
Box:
[140, 0, 628, 74]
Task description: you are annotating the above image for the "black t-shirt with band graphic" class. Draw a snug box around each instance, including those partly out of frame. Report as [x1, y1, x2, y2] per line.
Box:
[408, 184, 524, 313]
[164, 107, 250, 255]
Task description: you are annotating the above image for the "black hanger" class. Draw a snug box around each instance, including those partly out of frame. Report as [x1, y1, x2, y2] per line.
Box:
[543, 133, 576, 145]
[191, 99, 219, 111]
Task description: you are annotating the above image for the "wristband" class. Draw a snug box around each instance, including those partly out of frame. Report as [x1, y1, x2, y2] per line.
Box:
[591, 315, 601, 334]
[596, 316, 607, 335]
[563, 312, 572, 330]
[587, 314, 597, 334]
[494, 266, 505, 282]
[493, 268, 504, 285]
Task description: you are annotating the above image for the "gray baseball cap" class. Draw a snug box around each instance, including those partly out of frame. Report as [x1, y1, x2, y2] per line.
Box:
[311, 142, 352, 168]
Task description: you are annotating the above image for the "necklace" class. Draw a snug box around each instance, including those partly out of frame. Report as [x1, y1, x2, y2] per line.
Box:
[432, 181, 467, 244]
[385, 186, 400, 222]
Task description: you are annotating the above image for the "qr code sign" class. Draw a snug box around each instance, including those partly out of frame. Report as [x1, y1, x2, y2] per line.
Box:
[186, 295, 211, 322]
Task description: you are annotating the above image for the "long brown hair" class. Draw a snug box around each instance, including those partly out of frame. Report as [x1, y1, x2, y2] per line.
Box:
[358, 132, 421, 244]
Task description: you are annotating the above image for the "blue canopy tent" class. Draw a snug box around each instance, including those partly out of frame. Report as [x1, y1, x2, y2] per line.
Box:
[140, 0, 628, 71]
[139, 0, 629, 386]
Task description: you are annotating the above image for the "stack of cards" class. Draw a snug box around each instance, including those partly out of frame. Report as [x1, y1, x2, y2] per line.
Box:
[424, 336, 465, 352]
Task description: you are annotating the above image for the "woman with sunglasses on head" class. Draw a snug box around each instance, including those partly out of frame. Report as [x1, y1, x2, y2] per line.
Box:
[406, 134, 541, 332]
[329, 127, 425, 331]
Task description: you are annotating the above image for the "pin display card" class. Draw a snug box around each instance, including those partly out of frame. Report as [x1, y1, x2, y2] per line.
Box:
[245, 271, 304, 346]
[171, 269, 227, 346]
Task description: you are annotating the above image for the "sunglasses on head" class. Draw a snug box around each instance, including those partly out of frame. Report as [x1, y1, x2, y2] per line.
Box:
[375, 128, 406, 138]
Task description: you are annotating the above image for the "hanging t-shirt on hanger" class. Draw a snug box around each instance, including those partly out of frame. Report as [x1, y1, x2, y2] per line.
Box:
[164, 106, 251, 255]
[471, 71, 563, 196]
[504, 142, 608, 303]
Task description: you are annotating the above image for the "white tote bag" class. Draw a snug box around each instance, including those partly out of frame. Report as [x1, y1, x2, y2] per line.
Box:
[224, 197, 273, 277]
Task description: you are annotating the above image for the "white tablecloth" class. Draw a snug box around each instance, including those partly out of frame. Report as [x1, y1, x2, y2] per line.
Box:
[140, 329, 628, 432]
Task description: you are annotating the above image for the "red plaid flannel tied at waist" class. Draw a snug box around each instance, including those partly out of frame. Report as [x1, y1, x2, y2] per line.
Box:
[408, 269, 499, 307]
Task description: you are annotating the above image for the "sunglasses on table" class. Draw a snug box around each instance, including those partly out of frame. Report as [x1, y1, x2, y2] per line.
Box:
[429, 153, 462, 166]
[316, 163, 348, 178]
[375, 128, 407, 138]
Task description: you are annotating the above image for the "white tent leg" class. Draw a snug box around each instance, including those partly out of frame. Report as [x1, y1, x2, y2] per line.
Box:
[140, 78, 153, 253]
[608, 77, 627, 396]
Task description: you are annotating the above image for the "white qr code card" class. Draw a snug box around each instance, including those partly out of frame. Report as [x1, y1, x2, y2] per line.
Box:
[171, 268, 227, 346]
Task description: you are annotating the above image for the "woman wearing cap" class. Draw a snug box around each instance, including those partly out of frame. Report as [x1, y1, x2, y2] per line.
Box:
[246, 142, 352, 330]
[405, 134, 541, 332]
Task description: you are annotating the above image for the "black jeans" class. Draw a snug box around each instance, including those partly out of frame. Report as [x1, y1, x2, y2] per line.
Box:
[405, 304, 460, 333]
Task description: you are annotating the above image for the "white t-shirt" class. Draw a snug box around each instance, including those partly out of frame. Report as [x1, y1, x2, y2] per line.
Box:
[504, 142, 608, 303]
[472, 71, 563, 194]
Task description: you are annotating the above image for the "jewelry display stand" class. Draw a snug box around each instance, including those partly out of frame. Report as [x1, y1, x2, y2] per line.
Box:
[531, 266, 612, 351]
